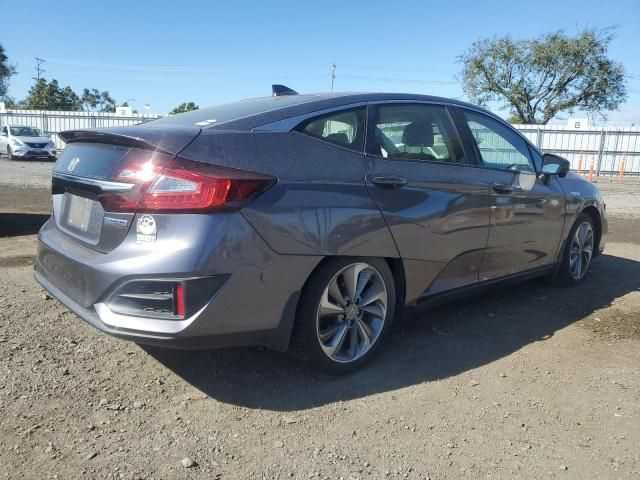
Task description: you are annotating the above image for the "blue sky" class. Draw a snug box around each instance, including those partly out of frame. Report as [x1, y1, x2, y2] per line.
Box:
[2, 0, 640, 123]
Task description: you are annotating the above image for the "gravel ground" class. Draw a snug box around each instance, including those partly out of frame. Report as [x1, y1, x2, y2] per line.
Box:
[0, 158, 639, 479]
[0, 157, 55, 188]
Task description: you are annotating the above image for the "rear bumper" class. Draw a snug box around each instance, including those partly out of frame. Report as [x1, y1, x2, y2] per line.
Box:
[35, 270, 277, 349]
[35, 213, 321, 350]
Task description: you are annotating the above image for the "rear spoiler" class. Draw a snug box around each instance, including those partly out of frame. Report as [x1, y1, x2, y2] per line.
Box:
[59, 125, 201, 157]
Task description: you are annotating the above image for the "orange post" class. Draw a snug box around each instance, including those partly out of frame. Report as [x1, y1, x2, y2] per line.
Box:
[588, 156, 595, 182]
[577, 152, 583, 175]
[619, 153, 626, 181]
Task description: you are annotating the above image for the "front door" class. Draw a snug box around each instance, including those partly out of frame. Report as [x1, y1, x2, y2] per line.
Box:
[364, 103, 493, 302]
[454, 108, 566, 280]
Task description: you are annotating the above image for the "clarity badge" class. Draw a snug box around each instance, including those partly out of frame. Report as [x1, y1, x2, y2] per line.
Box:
[103, 216, 128, 227]
[136, 215, 157, 244]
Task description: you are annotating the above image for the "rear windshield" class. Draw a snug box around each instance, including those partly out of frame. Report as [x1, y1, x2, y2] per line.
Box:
[54, 143, 131, 179]
[149, 95, 323, 128]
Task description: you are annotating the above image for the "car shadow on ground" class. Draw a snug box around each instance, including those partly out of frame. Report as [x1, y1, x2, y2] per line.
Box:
[144, 253, 640, 412]
[0, 213, 50, 237]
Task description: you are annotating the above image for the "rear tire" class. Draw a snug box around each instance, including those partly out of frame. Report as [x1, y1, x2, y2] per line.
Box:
[290, 257, 396, 375]
[551, 213, 596, 286]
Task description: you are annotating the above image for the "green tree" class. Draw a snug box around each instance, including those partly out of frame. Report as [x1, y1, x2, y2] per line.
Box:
[23, 78, 81, 110]
[170, 102, 199, 114]
[459, 28, 627, 124]
[80, 88, 116, 112]
[0, 44, 17, 101]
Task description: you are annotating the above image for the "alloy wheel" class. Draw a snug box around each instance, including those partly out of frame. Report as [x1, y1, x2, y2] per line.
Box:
[315, 262, 388, 363]
[569, 222, 594, 280]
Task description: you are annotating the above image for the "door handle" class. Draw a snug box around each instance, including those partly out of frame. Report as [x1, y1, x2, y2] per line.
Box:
[491, 182, 514, 194]
[371, 175, 408, 188]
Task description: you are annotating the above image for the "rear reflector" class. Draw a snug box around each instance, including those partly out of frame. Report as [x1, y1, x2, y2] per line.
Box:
[99, 156, 275, 213]
[174, 283, 185, 317]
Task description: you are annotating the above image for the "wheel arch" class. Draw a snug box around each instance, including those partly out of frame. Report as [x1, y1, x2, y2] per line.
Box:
[275, 255, 406, 352]
[581, 205, 602, 257]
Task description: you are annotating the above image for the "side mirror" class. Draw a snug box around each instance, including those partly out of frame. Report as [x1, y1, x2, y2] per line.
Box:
[0, 132, 6, 137]
[541, 153, 570, 178]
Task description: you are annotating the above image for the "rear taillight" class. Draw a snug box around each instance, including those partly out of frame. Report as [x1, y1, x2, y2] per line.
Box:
[99, 156, 275, 213]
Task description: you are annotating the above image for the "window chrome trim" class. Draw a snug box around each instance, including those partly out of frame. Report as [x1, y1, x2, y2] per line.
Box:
[447, 104, 544, 158]
[252, 102, 368, 132]
[252, 97, 543, 160]
[53, 172, 134, 192]
[368, 99, 543, 156]
[364, 101, 473, 166]
[456, 107, 538, 174]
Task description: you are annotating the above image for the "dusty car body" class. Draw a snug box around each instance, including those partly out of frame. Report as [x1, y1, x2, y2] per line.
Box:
[35, 89, 606, 373]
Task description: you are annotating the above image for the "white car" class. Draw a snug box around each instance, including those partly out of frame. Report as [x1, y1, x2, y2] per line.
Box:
[0, 125, 57, 160]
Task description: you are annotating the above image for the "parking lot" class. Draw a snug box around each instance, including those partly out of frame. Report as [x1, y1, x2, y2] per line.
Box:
[0, 158, 639, 479]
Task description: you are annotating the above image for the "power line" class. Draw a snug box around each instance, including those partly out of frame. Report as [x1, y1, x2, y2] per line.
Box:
[42, 57, 188, 72]
[338, 73, 458, 86]
[340, 63, 457, 75]
[330, 63, 336, 92]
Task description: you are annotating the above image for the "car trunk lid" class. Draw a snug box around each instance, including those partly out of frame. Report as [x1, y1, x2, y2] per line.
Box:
[52, 126, 201, 253]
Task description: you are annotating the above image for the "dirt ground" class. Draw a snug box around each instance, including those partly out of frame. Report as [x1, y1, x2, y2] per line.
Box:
[0, 158, 639, 479]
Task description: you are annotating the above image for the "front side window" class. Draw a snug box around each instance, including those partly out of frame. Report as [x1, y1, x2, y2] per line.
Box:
[463, 111, 534, 172]
[528, 145, 543, 172]
[370, 104, 464, 163]
[297, 108, 365, 152]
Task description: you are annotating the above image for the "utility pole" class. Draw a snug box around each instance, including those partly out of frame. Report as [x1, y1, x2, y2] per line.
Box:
[33, 57, 46, 82]
[330, 63, 336, 92]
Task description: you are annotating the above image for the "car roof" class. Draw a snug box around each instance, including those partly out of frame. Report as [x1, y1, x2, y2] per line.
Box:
[145, 92, 496, 131]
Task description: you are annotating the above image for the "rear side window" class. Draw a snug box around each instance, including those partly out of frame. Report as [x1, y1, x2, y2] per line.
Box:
[369, 104, 464, 163]
[463, 110, 534, 172]
[297, 108, 365, 152]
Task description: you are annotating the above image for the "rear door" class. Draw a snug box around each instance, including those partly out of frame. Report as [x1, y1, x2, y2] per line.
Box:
[453, 108, 566, 280]
[364, 102, 492, 301]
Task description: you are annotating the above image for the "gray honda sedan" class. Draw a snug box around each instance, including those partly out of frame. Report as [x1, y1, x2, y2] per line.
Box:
[35, 87, 607, 374]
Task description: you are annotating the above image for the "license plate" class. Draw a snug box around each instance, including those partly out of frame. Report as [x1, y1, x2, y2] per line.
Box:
[33, 148, 43, 153]
[67, 195, 93, 232]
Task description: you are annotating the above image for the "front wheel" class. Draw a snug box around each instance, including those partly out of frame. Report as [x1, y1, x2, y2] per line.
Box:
[7, 147, 13, 160]
[291, 257, 396, 375]
[552, 213, 596, 286]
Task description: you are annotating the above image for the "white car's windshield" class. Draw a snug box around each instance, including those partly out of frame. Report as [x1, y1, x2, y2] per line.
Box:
[10, 126, 44, 137]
